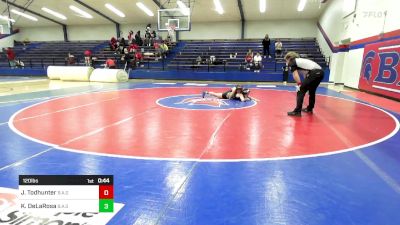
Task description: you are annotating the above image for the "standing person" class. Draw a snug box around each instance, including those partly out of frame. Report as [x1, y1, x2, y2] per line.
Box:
[262, 34, 271, 58]
[167, 24, 176, 43]
[285, 52, 324, 116]
[109, 37, 117, 50]
[135, 31, 143, 46]
[119, 37, 126, 48]
[84, 49, 92, 66]
[127, 31, 134, 44]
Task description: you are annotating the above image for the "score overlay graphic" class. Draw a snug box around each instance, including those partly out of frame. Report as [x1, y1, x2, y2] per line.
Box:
[18, 175, 114, 213]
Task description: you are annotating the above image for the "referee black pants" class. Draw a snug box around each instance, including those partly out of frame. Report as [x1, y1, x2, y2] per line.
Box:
[294, 69, 324, 112]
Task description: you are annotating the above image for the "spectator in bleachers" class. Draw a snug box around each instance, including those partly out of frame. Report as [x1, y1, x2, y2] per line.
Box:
[84, 49, 93, 66]
[160, 42, 169, 58]
[6, 48, 16, 68]
[253, 52, 262, 73]
[196, 55, 202, 66]
[244, 50, 253, 70]
[128, 31, 134, 44]
[109, 37, 117, 50]
[275, 39, 283, 58]
[115, 41, 126, 55]
[144, 30, 151, 46]
[144, 24, 152, 46]
[128, 42, 138, 54]
[119, 37, 126, 48]
[167, 24, 176, 43]
[16, 59, 24, 69]
[146, 24, 151, 33]
[150, 30, 157, 46]
[22, 38, 30, 50]
[153, 41, 161, 60]
[121, 48, 133, 69]
[135, 31, 143, 46]
[262, 34, 271, 58]
[66, 52, 76, 65]
[210, 55, 216, 65]
[135, 51, 144, 67]
[105, 58, 116, 69]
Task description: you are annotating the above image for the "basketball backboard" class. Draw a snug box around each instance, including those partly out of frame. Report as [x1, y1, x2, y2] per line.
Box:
[158, 8, 191, 31]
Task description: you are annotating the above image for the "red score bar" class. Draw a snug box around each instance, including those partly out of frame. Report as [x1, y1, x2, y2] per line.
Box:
[99, 185, 114, 199]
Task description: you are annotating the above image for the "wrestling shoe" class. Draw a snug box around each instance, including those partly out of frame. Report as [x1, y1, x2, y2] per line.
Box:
[202, 91, 208, 98]
[287, 111, 301, 117]
[301, 108, 313, 114]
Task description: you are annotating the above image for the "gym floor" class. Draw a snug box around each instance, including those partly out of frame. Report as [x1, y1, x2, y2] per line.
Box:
[0, 76, 399, 225]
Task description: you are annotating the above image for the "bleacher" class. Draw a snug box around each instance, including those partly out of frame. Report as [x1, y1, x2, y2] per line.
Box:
[94, 41, 176, 69]
[168, 38, 327, 73]
[1, 40, 176, 70]
[1, 38, 327, 75]
[1, 41, 106, 68]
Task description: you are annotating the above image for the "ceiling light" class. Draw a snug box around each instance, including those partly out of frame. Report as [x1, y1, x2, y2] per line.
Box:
[69, 5, 93, 19]
[41, 7, 67, 20]
[213, 0, 224, 15]
[105, 3, 125, 17]
[260, 0, 266, 13]
[297, 0, 307, 12]
[136, 2, 154, 17]
[0, 15, 15, 23]
[177, 1, 190, 16]
[11, 9, 38, 21]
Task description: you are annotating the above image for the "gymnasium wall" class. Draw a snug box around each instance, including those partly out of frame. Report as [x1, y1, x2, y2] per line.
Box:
[317, 0, 400, 91]
[15, 19, 317, 42]
[16, 26, 64, 41]
[245, 19, 317, 39]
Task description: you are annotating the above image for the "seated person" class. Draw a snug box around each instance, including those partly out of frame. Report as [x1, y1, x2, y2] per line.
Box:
[121, 48, 133, 68]
[128, 42, 139, 53]
[66, 52, 75, 65]
[15, 59, 24, 69]
[196, 55, 202, 65]
[135, 51, 144, 67]
[153, 41, 161, 59]
[245, 52, 253, 70]
[201, 85, 254, 102]
[253, 52, 262, 72]
[159, 42, 169, 58]
[105, 58, 116, 69]
[209, 55, 216, 65]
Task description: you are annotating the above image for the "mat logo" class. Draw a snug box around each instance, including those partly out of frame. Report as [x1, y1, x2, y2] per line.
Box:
[157, 95, 256, 110]
[359, 38, 400, 99]
[176, 97, 229, 107]
[0, 187, 124, 225]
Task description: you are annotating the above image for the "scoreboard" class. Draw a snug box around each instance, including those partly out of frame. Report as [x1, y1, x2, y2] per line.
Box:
[18, 175, 114, 213]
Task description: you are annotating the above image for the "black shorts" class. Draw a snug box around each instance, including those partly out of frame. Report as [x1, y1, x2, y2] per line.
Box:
[222, 91, 230, 99]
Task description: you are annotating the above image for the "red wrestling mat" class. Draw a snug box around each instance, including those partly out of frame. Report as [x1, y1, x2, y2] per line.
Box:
[10, 88, 398, 160]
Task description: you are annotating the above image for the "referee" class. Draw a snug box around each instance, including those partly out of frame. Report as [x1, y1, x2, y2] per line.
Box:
[285, 52, 324, 116]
